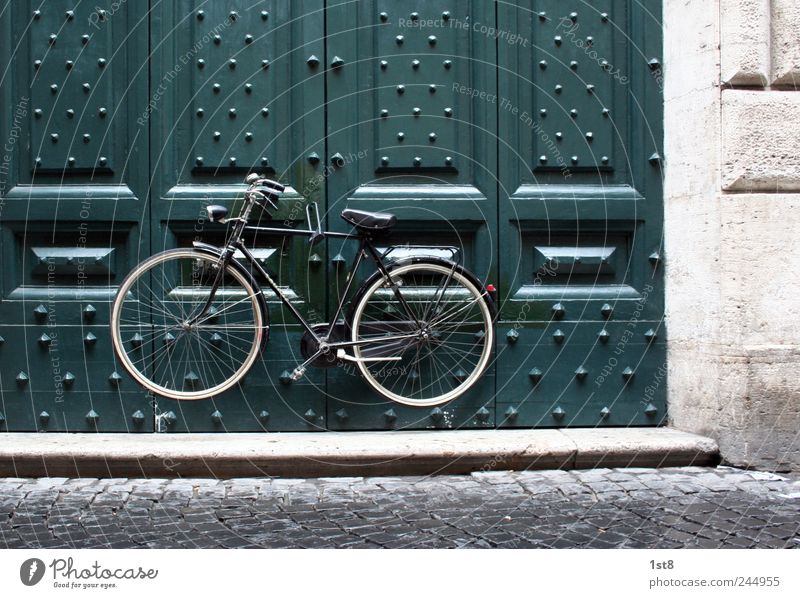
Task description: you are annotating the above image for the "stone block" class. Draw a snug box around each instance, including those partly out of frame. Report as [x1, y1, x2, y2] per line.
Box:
[771, 0, 800, 86]
[719, 194, 800, 345]
[720, 0, 770, 86]
[665, 194, 722, 341]
[664, 0, 721, 196]
[719, 348, 800, 471]
[721, 90, 800, 191]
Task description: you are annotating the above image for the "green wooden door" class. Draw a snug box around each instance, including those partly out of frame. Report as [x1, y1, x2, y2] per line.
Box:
[0, 1, 152, 432]
[148, 1, 327, 431]
[496, 1, 666, 427]
[1, 1, 664, 433]
[324, 1, 499, 430]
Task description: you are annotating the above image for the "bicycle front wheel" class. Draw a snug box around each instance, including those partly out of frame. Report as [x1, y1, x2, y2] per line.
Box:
[110, 249, 266, 400]
[350, 260, 494, 407]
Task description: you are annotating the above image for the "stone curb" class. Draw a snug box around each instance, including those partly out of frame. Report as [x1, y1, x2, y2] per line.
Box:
[0, 428, 719, 478]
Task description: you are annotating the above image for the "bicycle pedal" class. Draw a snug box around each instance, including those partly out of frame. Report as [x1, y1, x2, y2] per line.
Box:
[289, 367, 306, 381]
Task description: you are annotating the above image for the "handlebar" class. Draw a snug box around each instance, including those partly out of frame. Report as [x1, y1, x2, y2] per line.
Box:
[245, 173, 285, 193]
[243, 173, 285, 212]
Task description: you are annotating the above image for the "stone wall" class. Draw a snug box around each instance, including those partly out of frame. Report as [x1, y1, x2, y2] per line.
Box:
[665, 0, 800, 471]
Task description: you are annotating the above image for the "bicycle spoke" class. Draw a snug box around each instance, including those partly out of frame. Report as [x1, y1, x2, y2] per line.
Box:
[112, 250, 263, 400]
[352, 262, 492, 406]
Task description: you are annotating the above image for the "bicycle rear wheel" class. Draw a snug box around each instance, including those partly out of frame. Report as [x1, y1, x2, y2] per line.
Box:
[350, 260, 494, 407]
[110, 248, 265, 400]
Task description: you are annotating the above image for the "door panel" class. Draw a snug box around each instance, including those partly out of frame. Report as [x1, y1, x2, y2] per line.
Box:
[324, 0, 498, 430]
[0, 1, 152, 431]
[148, 1, 326, 431]
[497, 0, 666, 427]
[0, 1, 665, 433]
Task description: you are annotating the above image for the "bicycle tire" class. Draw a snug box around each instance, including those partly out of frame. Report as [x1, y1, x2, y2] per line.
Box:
[349, 259, 494, 407]
[110, 248, 265, 400]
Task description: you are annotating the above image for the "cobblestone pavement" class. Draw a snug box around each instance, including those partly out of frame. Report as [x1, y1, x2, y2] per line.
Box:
[0, 467, 798, 549]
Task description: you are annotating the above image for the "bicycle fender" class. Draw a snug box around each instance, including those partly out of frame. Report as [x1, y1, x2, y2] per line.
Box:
[191, 241, 270, 349]
[346, 256, 497, 330]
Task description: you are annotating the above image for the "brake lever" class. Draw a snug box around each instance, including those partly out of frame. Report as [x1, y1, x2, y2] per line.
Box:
[246, 189, 279, 210]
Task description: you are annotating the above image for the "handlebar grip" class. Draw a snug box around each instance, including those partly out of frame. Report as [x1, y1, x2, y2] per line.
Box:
[244, 173, 285, 194]
[251, 184, 282, 195]
[258, 179, 285, 193]
[246, 189, 279, 211]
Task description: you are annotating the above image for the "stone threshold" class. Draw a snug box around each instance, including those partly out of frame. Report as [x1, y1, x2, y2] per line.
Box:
[0, 427, 719, 478]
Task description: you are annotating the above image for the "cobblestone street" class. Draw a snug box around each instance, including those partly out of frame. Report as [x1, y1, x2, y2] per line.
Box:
[1, 467, 797, 549]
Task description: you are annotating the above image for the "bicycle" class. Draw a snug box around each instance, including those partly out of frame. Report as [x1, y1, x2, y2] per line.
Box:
[110, 174, 496, 407]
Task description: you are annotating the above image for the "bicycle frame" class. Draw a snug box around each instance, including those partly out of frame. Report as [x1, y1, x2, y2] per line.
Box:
[193, 202, 422, 358]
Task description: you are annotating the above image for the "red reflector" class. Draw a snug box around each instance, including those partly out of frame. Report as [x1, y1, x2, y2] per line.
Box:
[486, 284, 496, 292]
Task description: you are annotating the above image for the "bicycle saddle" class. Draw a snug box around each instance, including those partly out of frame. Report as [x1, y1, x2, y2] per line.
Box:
[206, 205, 229, 222]
[341, 208, 396, 231]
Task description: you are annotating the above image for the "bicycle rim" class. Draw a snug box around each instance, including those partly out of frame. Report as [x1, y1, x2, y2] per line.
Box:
[111, 249, 264, 400]
[350, 262, 493, 407]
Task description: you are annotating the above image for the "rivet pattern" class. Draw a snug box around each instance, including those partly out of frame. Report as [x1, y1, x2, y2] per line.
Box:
[376, 9, 459, 171]
[531, 1, 615, 171]
[29, 5, 115, 172]
[185, 6, 281, 171]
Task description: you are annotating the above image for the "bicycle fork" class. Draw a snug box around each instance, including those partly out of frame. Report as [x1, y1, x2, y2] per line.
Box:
[184, 250, 234, 327]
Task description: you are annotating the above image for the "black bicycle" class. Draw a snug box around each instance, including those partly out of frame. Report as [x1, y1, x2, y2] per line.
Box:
[111, 174, 495, 407]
